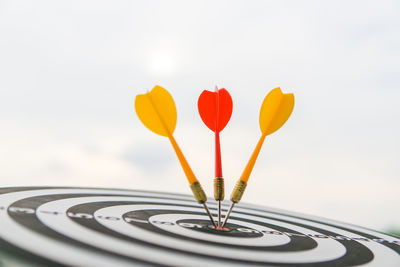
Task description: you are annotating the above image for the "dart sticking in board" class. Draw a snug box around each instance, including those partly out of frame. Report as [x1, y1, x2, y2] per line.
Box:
[1, 86, 398, 266]
[0, 187, 399, 266]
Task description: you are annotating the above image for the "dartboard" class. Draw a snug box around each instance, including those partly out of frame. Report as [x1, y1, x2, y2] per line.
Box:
[0, 187, 398, 266]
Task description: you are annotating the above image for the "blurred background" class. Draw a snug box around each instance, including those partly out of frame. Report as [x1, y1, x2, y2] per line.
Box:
[0, 0, 399, 234]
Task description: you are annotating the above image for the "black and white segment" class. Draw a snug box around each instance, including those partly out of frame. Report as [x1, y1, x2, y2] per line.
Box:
[0, 187, 398, 266]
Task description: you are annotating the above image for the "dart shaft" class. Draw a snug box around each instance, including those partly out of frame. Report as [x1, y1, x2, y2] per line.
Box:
[169, 136, 198, 184]
[240, 134, 266, 183]
[214, 86, 223, 178]
[215, 131, 222, 177]
[214, 90, 223, 227]
[145, 92, 197, 184]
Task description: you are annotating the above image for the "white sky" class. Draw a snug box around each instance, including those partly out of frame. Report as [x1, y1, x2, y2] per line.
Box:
[0, 0, 399, 231]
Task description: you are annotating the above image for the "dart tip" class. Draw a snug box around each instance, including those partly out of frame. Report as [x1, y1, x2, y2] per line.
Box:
[217, 200, 222, 227]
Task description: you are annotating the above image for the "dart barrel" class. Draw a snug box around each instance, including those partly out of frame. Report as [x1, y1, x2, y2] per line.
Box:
[189, 181, 207, 203]
[230, 180, 247, 203]
[213, 177, 224, 200]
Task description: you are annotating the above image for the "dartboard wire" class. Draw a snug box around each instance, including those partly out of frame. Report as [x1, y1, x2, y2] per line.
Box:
[38, 196, 350, 264]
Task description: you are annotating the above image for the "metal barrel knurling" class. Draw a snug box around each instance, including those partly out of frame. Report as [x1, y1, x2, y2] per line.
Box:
[190, 182, 207, 203]
[213, 177, 224, 201]
[230, 180, 247, 203]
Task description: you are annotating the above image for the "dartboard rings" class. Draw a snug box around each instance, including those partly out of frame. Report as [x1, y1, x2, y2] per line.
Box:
[0, 187, 398, 266]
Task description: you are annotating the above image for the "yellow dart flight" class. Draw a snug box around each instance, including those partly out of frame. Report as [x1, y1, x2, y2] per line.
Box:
[135, 85, 216, 227]
[222, 87, 294, 227]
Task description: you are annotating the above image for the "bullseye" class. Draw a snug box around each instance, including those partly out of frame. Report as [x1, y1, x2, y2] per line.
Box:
[177, 219, 262, 237]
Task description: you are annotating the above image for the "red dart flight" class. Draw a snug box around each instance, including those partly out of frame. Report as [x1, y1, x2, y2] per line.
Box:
[198, 86, 233, 227]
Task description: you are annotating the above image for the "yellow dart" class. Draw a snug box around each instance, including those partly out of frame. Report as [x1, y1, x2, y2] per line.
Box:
[222, 87, 294, 227]
[135, 85, 216, 227]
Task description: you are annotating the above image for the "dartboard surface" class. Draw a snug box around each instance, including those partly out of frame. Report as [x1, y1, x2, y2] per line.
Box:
[0, 187, 398, 266]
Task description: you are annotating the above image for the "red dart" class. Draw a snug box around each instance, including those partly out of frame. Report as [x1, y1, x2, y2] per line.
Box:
[198, 86, 233, 227]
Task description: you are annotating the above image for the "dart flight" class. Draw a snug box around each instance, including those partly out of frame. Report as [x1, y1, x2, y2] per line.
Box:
[198, 86, 233, 227]
[135, 85, 216, 227]
[222, 87, 294, 227]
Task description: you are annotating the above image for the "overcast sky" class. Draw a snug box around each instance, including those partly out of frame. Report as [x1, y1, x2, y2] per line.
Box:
[0, 0, 399, 231]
